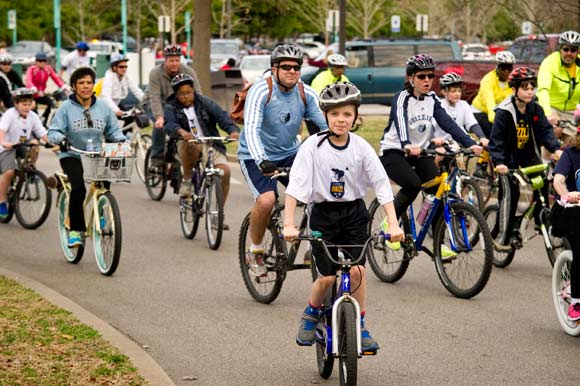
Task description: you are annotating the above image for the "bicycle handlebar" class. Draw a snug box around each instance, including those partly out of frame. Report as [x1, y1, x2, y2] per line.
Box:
[186, 136, 238, 144]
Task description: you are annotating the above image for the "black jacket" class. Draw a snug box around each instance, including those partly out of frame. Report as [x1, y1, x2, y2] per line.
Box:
[163, 93, 239, 155]
[488, 96, 560, 168]
[0, 76, 13, 109]
[6, 70, 24, 89]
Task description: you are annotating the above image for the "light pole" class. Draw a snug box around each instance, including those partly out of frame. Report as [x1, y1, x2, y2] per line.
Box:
[122, 0, 127, 53]
[53, 0, 61, 70]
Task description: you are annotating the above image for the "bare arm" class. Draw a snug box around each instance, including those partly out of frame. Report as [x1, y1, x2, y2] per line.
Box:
[283, 195, 299, 241]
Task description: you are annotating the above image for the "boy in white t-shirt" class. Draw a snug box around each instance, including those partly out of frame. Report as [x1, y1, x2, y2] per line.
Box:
[283, 82, 404, 352]
[0, 88, 48, 219]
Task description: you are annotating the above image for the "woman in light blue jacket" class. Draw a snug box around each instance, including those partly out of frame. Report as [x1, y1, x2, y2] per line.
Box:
[48, 66, 126, 248]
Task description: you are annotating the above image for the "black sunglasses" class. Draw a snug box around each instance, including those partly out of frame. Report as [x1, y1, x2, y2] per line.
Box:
[83, 109, 94, 128]
[562, 47, 579, 53]
[415, 73, 435, 80]
[278, 64, 301, 72]
[117, 65, 128, 69]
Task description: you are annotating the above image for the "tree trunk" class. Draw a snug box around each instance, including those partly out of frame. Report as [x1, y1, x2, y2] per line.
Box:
[194, 0, 211, 94]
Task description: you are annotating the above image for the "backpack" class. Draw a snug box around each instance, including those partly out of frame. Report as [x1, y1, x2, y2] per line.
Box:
[93, 78, 104, 97]
[230, 76, 307, 124]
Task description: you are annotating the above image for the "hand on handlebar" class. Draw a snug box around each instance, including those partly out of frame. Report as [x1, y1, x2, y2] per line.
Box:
[155, 116, 164, 129]
[404, 144, 422, 157]
[259, 160, 277, 176]
[496, 164, 508, 175]
[283, 224, 300, 242]
[470, 144, 483, 156]
[479, 138, 489, 148]
[564, 191, 580, 203]
[386, 222, 404, 243]
[229, 131, 240, 141]
[431, 138, 446, 147]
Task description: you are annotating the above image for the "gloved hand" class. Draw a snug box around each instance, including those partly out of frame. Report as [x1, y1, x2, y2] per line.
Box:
[259, 160, 277, 175]
[59, 139, 69, 152]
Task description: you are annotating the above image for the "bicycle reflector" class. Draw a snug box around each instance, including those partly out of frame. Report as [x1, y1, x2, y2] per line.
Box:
[531, 175, 544, 190]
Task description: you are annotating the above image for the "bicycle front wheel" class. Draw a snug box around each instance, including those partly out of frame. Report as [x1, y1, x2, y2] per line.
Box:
[179, 196, 201, 239]
[205, 175, 224, 250]
[57, 190, 84, 263]
[366, 199, 410, 283]
[238, 212, 285, 304]
[552, 251, 580, 336]
[483, 204, 516, 268]
[316, 290, 335, 379]
[93, 192, 122, 276]
[134, 133, 152, 183]
[144, 147, 167, 201]
[433, 201, 493, 299]
[15, 169, 52, 229]
[338, 301, 358, 386]
[459, 176, 484, 211]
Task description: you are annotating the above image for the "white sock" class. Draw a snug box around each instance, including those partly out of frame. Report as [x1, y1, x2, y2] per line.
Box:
[250, 242, 262, 252]
[571, 298, 580, 305]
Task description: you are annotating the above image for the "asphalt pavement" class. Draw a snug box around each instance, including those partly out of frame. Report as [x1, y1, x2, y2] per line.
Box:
[1, 150, 580, 386]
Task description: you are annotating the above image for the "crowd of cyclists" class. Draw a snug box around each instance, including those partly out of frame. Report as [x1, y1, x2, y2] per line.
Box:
[1, 29, 580, 362]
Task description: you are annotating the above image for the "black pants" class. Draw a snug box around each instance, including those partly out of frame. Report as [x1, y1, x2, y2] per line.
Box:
[380, 149, 439, 217]
[34, 95, 55, 123]
[60, 157, 86, 232]
[474, 112, 493, 138]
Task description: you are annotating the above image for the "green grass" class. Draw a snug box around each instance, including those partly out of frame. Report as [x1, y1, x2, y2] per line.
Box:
[0, 276, 147, 386]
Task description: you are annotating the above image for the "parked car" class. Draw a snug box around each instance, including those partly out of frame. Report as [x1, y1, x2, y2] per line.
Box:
[239, 55, 270, 87]
[297, 41, 326, 60]
[508, 34, 559, 63]
[210, 39, 246, 71]
[302, 39, 462, 104]
[462, 43, 492, 60]
[7, 40, 56, 67]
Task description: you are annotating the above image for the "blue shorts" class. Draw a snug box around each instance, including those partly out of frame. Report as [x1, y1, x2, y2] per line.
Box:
[240, 155, 296, 199]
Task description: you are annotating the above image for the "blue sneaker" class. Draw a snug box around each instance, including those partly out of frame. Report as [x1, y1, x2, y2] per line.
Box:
[296, 305, 320, 346]
[0, 202, 8, 220]
[361, 316, 379, 352]
[68, 231, 84, 248]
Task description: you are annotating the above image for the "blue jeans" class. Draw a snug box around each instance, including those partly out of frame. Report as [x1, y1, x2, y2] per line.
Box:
[145, 103, 165, 159]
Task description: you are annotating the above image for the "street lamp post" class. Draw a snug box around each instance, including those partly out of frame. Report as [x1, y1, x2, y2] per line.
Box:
[122, 0, 128, 53]
[53, 0, 61, 70]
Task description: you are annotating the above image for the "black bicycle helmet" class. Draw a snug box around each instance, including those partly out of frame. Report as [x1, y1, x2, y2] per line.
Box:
[164, 44, 182, 57]
[270, 43, 304, 66]
[508, 67, 537, 88]
[171, 73, 194, 91]
[559, 31, 580, 47]
[70, 66, 96, 86]
[406, 54, 435, 75]
[319, 82, 361, 111]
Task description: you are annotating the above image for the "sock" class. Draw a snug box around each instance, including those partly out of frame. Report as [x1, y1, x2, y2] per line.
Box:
[305, 303, 320, 317]
[250, 242, 262, 252]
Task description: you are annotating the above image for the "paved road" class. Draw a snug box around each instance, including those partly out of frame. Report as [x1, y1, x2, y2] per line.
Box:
[2, 151, 579, 386]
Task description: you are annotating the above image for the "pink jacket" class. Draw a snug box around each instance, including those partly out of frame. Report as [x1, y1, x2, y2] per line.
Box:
[25, 65, 65, 94]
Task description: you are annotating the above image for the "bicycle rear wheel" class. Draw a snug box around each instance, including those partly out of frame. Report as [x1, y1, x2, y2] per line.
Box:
[238, 212, 285, 304]
[459, 176, 484, 211]
[205, 175, 224, 250]
[15, 169, 52, 229]
[433, 201, 493, 299]
[57, 190, 84, 263]
[144, 148, 167, 201]
[552, 251, 580, 336]
[483, 204, 516, 268]
[179, 196, 201, 239]
[366, 199, 410, 283]
[338, 301, 358, 386]
[0, 185, 15, 224]
[93, 192, 122, 276]
[134, 134, 152, 183]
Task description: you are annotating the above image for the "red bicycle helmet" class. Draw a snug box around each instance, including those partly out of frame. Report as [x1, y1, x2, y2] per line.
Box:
[508, 67, 537, 88]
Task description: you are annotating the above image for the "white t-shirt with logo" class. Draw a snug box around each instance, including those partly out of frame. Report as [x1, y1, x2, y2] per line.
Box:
[433, 98, 479, 139]
[286, 132, 394, 205]
[183, 106, 204, 136]
[0, 108, 46, 153]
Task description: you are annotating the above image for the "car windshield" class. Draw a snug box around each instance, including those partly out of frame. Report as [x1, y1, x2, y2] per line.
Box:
[241, 57, 270, 70]
[9, 41, 49, 53]
[211, 42, 239, 55]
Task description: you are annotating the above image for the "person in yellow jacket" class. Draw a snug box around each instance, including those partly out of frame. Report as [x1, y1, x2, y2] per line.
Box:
[537, 30, 580, 138]
[310, 54, 350, 94]
[470, 51, 516, 177]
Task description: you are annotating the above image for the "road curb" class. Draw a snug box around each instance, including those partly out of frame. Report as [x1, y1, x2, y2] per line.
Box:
[0, 267, 176, 386]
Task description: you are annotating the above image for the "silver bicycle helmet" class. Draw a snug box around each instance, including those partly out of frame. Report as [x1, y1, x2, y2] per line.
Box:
[406, 54, 435, 75]
[12, 87, 35, 100]
[171, 73, 194, 91]
[110, 53, 128, 66]
[0, 54, 12, 64]
[439, 72, 464, 88]
[559, 31, 580, 47]
[327, 54, 348, 67]
[319, 81, 362, 111]
[270, 43, 304, 66]
[495, 51, 516, 64]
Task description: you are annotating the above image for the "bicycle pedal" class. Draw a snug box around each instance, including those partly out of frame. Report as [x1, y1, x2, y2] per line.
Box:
[362, 349, 378, 356]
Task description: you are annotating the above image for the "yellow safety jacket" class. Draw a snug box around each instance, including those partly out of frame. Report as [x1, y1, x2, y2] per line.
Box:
[310, 69, 350, 95]
[471, 70, 512, 123]
[537, 51, 580, 115]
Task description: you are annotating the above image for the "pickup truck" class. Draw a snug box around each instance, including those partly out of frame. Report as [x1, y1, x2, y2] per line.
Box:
[434, 34, 559, 102]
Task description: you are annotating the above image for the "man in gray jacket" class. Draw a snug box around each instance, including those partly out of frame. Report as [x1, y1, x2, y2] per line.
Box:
[146, 44, 201, 165]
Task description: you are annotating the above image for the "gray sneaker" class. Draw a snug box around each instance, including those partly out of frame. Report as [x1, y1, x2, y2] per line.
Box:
[179, 180, 193, 197]
[296, 312, 319, 346]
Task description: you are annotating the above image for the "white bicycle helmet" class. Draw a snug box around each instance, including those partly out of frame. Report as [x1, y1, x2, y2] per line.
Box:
[0, 54, 12, 64]
[559, 31, 580, 47]
[12, 87, 35, 101]
[495, 51, 516, 65]
[439, 72, 464, 88]
[327, 54, 348, 67]
[319, 81, 361, 111]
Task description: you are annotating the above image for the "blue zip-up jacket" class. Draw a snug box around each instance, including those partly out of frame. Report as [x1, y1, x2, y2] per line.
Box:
[163, 92, 239, 155]
[380, 89, 476, 153]
[237, 77, 328, 163]
[48, 95, 126, 159]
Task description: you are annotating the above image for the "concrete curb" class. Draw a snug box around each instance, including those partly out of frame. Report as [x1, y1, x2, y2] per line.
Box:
[0, 267, 176, 386]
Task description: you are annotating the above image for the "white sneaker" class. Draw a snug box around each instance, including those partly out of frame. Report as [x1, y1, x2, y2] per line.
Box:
[179, 180, 193, 197]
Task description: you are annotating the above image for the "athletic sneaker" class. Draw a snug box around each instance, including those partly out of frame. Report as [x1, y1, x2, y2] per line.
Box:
[179, 180, 193, 197]
[380, 218, 401, 250]
[361, 328, 379, 352]
[296, 306, 320, 346]
[248, 249, 267, 276]
[441, 244, 457, 259]
[68, 231, 84, 248]
[568, 303, 580, 321]
[0, 202, 8, 220]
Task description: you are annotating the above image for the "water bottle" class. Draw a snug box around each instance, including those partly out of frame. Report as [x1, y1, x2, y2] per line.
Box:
[416, 194, 434, 226]
[86, 138, 95, 152]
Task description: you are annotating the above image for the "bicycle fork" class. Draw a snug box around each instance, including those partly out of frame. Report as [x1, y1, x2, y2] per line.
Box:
[331, 270, 362, 357]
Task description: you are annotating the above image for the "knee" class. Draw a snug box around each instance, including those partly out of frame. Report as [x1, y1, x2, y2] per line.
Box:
[317, 275, 336, 288]
[255, 191, 276, 210]
[4, 169, 15, 179]
[219, 164, 230, 179]
[351, 265, 366, 282]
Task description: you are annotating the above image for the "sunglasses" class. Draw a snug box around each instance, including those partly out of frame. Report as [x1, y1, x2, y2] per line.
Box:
[498, 65, 513, 72]
[278, 64, 301, 72]
[36, 59, 47, 62]
[83, 109, 94, 128]
[415, 73, 435, 80]
[117, 65, 128, 69]
[562, 47, 579, 53]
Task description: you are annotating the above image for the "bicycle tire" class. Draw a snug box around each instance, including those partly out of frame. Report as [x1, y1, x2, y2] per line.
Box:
[543, 208, 570, 267]
[338, 301, 358, 386]
[14, 170, 52, 229]
[144, 147, 167, 201]
[483, 204, 516, 268]
[134, 134, 152, 183]
[179, 196, 201, 239]
[552, 251, 580, 336]
[205, 175, 224, 250]
[56, 190, 84, 264]
[0, 185, 15, 224]
[366, 198, 410, 283]
[459, 176, 484, 211]
[238, 212, 285, 304]
[93, 192, 122, 276]
[433, 201, 493, 299]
